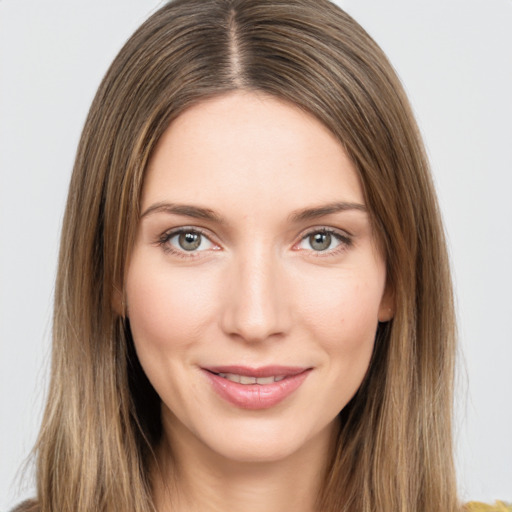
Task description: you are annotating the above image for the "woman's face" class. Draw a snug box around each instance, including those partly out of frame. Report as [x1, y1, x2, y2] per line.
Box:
[126, 91, 392, 463]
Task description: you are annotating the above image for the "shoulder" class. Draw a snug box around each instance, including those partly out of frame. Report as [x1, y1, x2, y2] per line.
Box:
[464, 501, 512, 512]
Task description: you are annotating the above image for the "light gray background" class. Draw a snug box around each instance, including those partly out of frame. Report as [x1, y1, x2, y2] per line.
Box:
[1, 0, 511, 509]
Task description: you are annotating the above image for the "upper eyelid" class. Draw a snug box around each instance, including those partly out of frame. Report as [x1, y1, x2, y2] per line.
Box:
[160, 225, 351, 238]
[298, 225, 353, 240]
[160, 225, 214, 241]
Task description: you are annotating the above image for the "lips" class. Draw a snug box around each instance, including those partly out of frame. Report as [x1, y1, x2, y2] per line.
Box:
[202, 365, 312, 410]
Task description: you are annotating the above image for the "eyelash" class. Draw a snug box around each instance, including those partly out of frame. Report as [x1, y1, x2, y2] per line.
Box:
[295, 227, 353, 257]
[157, 227, 217, 258]
[156, 226, 353, 258]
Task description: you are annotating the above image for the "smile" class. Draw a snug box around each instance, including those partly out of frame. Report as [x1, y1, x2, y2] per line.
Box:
[202, 366, 312, 409]
[216, 373, 286, 384]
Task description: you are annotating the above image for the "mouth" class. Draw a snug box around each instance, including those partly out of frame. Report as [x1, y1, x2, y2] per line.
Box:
[214, 373, 286, 384]
[202, 365, 312, 409]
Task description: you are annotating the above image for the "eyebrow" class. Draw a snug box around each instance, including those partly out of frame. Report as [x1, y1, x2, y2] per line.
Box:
[140, 202, 225, 223]
[289, 201, 367, 222]
[140, 200, 366, 224]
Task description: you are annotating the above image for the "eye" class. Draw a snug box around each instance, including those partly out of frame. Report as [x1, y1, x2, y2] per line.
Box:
[159, 228, 217, 255]
[296, 228, 351, 253]
[175, 232, 204, 251]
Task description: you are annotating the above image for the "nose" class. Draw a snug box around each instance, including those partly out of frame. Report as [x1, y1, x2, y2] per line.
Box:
[219, 247, 292, 343]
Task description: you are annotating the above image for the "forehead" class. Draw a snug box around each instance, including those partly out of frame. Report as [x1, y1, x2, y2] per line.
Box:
[142, 91, 364, 217]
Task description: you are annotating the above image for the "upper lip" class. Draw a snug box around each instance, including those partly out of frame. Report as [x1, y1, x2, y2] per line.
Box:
[203, 365, 310, 378]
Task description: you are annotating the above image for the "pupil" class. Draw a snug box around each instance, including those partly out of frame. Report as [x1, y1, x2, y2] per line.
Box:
[179, 232, 201, 251]
[310, 232, 331, 251]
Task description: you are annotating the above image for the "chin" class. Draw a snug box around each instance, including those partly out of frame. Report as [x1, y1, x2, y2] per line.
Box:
[211, 437, 303, 464]
[189, 413, 337, 466]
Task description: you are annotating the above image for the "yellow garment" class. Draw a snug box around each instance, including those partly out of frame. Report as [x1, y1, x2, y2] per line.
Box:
[464, 501, 512, 512]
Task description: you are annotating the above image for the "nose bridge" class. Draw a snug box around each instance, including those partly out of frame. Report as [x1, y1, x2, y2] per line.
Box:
[220, 243, 290, 342]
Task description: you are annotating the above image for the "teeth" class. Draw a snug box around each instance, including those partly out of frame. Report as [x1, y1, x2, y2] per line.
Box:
[256, 376, 275, 385]
[218, 372, 240, 383]
[239, 375, 257, 384]
[217, 373, 286, 385]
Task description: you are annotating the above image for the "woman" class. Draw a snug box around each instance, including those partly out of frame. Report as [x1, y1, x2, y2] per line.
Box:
[10, 0, 506, 511]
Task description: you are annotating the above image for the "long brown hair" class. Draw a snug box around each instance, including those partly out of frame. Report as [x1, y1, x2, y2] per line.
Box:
[16, 1, 459, 511]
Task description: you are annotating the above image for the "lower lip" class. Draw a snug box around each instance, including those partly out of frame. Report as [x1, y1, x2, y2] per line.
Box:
[203, 369, 311, 410]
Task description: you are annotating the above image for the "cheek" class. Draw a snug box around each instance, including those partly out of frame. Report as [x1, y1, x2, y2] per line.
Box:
[298, 268, 384, 397]
[125, 255, 218, 353]
[303, 272, 383, 345]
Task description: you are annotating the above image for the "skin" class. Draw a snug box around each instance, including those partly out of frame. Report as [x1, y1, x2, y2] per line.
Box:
[125, 91, 393, 512]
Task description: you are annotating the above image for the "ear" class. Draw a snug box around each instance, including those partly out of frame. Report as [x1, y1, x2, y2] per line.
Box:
[377, 281, 395, 322]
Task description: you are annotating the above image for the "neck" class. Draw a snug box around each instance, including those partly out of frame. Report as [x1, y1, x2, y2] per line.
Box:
[152, 415, 339, 512]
